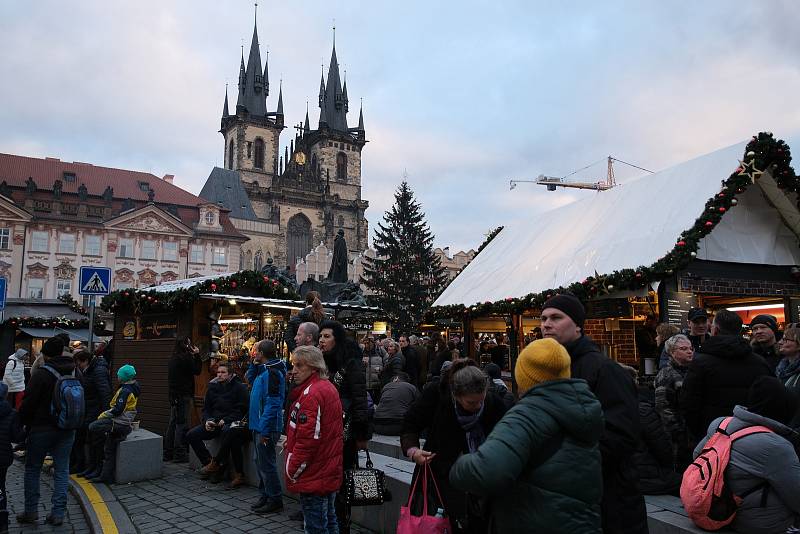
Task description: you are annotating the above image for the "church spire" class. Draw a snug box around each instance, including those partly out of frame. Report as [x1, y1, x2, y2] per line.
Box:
[357, 99, 364, 131]
[236, 48, 246, 110]
[342, 75, 349, 114]
[241, 4, 267, 116]
[304, 102, 310, 132]
[222, 85, 230, 119]
[276, 80, 283, 116]
[321, 39, 348, 131]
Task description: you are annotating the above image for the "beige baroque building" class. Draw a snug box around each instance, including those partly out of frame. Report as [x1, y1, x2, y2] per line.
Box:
[434, 247, 476, 281]
[0, 153, 246, 305]
[200, 14, 369, 274]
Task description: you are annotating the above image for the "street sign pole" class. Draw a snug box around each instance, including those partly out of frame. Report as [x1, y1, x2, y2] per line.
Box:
[88, 295, 96, 353]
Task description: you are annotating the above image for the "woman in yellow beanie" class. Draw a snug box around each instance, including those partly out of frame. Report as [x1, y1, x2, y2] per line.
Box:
[450, 339, 604, 533]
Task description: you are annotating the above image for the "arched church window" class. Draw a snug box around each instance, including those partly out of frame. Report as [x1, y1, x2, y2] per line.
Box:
[254, 250, 263, 271]
[254, 138, 265, 169]
[338, 216, 344, 227]
[239, 249, 245, 271]
[287, 214, 312, 273]
[228, 139, 234, 169]
[311, 154, 318, 177]
[336, 152, 347, 181]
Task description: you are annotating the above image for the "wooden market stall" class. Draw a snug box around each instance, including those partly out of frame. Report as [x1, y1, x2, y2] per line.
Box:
[103, 270, 383, 434]
[428, 133, 800, 382]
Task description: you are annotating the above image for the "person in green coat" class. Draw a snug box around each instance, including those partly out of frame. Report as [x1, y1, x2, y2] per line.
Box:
[449, 338, 604, 534]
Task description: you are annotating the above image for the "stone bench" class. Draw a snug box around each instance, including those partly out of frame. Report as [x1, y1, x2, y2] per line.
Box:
[114, 428, 163, 484]
[645, 495, 732, 533]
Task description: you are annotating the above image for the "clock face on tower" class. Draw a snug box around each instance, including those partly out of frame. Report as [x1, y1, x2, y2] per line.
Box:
[204, 211, 215, 225]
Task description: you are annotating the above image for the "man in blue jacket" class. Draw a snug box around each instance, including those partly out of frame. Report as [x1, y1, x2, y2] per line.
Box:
[247, 340, 286, 515]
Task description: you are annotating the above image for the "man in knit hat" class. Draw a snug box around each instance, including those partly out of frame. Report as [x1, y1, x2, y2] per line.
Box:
[540, 294, 647, 534]
[451, 338, 604, 533]
[750, 314, 781, 373]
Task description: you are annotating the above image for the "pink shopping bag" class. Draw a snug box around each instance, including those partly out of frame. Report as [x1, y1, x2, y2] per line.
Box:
[397, 462, 453, 534]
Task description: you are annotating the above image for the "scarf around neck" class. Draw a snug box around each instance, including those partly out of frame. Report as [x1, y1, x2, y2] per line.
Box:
[454, 399, 486, 453]
[776, 356, 800, 381]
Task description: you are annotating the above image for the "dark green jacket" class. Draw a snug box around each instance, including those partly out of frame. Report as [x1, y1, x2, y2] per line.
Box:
[449, 378, 603, 534]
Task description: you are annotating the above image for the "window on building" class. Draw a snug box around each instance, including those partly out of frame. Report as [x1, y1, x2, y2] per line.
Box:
[56, 278, 72, 297]
[336, 152, 347, 181]
[247, 142, 252, 159]
[0, 228, 9, 250]
[58, 233, 76, 254]
[138, 181, 150, 192]
[254, 250, 263, 271]
[254, 138, 264, 169]
[163, 241, 178, 262]
[63, 172, 76, 183]
[82, 294, 92, 308]
[31, 231, 49, 252]
[141, 240, 156, 260]
[228, 139, 234, 169]
[84, 234, 101, 256]
[205, 211, 215, 225]
[212, 246, 227, 265]
[28, 278, 45, 299]
[119, 238, 135, 258]
[239, 249, 245, 270]
[190, 244, 204, 263]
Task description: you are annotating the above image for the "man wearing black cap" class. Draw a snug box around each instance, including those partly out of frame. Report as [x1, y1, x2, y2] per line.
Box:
[750, 314, 781, 373]
[685, 307, 711, 352]
[680, 309, 772, 443]
[541, 294, 647, 534]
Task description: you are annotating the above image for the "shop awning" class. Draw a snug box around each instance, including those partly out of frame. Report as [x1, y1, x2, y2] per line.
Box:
[17, 327, 93, 341]
[3, 299, 86, 321]
[199, 293, 383, 314]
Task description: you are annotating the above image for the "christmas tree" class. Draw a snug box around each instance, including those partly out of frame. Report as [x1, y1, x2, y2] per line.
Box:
[361, 181, 448, 333]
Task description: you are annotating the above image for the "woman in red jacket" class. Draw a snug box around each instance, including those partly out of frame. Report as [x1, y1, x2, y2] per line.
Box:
[285, 345, 344, 534]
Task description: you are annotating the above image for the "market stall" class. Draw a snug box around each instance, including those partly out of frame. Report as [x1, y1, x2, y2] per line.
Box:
[428, 133, 800, 382]
[0, 298, 92, 358]
[102, 270, 384, 433]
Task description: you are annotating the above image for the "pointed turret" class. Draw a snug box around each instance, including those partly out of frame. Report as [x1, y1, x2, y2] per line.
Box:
[276, 81, 284, 116]
[304, 103, 310, 132]
[222, 86, 230, 119]
[343, 77, 349, 113]
[263, 49, 270, 96]
[244, 14, 267, 115]
[319, 43, 348, 132]
[236, 50, 246, 110]
[357, 100, 364, 131]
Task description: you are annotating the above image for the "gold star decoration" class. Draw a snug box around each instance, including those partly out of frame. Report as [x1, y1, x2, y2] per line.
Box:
[738, 159, 764, 184]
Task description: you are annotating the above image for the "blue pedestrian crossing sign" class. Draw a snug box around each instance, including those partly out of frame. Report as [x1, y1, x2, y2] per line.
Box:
[79, 266, 111, 296]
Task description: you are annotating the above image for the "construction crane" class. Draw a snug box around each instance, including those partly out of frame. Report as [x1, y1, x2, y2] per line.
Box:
[509, 156, 653, 191]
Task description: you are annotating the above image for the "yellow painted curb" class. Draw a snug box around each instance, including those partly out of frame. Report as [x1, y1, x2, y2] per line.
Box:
[71, 475, 119, 534]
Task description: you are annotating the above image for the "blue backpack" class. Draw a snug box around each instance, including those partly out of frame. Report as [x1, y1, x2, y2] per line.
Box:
[42, 365, 85, 430]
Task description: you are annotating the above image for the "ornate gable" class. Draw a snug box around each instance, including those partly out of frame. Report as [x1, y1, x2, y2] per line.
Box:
[26, 262, 49, 279]
[161, 271, 179, 283]
[0, 195, 31, 224]
[54, 260, 77, 279]
[115, 268, 134, 284]
[106, 205, 192, 236]
[137, 268, 157, 286]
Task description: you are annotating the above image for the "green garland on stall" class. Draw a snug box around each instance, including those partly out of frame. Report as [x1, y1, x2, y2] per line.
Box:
[425, 132, 797, 321]
[58, 293, 88, 315]
[100, 269, 301, 315]
[4, 316, 90, 329]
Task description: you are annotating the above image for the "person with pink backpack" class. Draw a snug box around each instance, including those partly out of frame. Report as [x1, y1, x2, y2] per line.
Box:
[682, 376, 800, 533]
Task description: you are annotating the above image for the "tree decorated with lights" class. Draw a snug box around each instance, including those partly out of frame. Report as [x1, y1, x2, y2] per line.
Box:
[361, 181, 448, 333]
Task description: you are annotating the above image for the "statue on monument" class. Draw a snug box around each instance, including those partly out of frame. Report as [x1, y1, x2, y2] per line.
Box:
[327, 229, 349, 283]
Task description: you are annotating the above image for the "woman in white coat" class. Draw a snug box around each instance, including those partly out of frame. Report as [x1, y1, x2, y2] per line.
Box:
[3, 348, 27, 408]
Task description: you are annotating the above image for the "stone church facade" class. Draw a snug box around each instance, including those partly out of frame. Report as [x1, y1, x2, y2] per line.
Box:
[200, 15, 369, 276]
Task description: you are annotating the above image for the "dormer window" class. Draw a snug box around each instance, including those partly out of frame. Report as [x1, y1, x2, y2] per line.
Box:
[204, 211, 215, 225]
[63, 172, 76, 183]
[138, 181, 150, 192]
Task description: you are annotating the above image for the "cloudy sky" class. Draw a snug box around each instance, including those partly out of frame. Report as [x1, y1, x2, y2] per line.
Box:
[1, 1, 799, 252]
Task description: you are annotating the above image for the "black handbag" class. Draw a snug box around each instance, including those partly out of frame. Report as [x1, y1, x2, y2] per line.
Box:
[344, 450, 388, 506]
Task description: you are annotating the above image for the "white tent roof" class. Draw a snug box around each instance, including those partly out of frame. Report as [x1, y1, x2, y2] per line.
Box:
[435, 138, 800, 308]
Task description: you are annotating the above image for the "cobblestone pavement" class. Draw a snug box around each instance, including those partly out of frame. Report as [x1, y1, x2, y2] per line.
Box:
[109, 462, 375, 533]
[6, 460, 89, 534]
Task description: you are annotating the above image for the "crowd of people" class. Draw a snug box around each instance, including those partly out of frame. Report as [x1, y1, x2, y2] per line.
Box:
[5, 287, 800, 534]
[0, 333, 135, 532]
